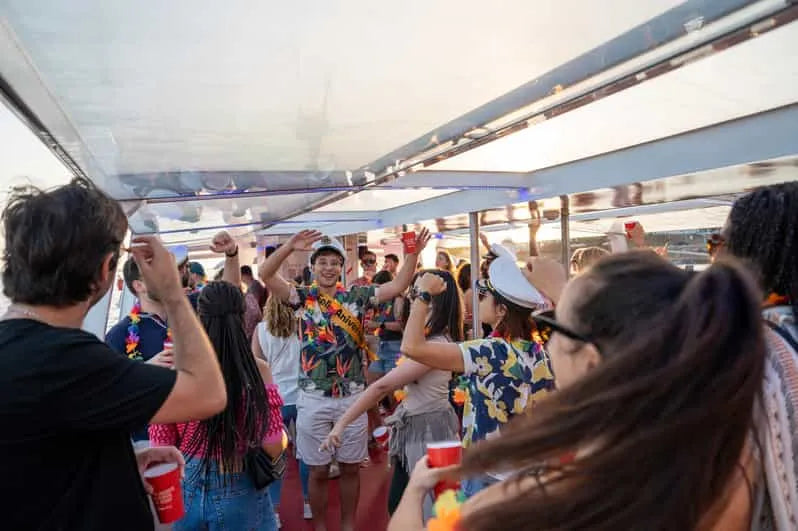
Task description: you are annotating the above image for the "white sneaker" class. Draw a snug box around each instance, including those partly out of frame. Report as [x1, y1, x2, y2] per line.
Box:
[303, 501, 313, 520]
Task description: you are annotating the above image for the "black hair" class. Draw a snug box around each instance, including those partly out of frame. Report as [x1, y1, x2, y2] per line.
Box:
[384, 253, 400, 264]
[310, 249, 344, 266]
[123, 257, 142, 295]
[456, 262, 471, 293]
[372, 270, 393, 285]
[401, 269, 464, 342]
[187, 281, 270, 484]
[2, 177, 127, 306]
[726, 182, 798, 318]
[240, 265, 253, 277]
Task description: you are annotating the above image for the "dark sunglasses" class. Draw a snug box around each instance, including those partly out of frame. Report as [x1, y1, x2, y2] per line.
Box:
[532, 309, 592, 345]
[362, 258, 377, 265]
[476, 278, 495, 301]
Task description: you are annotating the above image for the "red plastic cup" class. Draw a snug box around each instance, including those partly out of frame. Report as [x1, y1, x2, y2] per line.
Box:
[373, 426, 389, 449]
[624, 221, 637, 238]
[143, 463, 185, 524]
[401, 231, 417, 254]
[427, 440, 462, 498]
[163, 340, 174, 350]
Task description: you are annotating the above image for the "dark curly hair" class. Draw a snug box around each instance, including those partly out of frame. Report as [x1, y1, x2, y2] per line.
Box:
[726, 182, 798, 318]
[2, 177, 127, 306]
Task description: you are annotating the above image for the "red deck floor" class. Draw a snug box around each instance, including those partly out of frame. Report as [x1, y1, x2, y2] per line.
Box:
[277, 448, 392, 531]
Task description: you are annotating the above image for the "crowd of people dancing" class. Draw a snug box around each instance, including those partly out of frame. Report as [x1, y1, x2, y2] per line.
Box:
[0, 177, 796, 531]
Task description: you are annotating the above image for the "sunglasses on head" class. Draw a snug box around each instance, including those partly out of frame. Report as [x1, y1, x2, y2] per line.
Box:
[532, 309, 592, 345]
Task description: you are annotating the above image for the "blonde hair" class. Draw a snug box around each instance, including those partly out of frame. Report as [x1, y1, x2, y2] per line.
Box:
[570, 246, 610, 274]
[264, 294, 297, 338]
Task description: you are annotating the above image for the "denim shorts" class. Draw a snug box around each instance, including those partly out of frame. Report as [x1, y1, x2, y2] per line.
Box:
[369, 340, 402, 374]
[175, 459, 277, 531]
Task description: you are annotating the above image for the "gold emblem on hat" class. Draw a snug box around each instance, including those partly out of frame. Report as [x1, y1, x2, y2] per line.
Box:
[320, 236, 332, 245]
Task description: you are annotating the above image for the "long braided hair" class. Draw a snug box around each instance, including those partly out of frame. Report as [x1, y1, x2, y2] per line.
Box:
[186, 281, 270, 483]
[726, 182, 798, 318]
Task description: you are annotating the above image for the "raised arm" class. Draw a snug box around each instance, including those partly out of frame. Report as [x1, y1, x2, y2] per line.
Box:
[209, 231, 241, 286]
[129, 236, 227, 424]
[258, 230, 322, 301]
[400, 273, 464, 372]
[377, 228, 431, 303]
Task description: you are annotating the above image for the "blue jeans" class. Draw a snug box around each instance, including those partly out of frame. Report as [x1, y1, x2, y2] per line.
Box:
[175, 460, 278, 531]
[369, 340, 402, 374]
[461, 475, 499, 498]
[268, 404, 310, 507]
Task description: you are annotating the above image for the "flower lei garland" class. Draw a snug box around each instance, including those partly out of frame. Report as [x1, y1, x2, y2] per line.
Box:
[428, 489, 466, 531]
[126, 302, 172, 361]
[302, 282, 347, 347]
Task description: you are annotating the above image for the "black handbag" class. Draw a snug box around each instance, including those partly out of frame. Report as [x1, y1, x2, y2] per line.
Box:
[244, 448, 286, 490]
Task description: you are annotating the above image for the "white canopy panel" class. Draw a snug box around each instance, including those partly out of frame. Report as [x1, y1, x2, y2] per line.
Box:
[428, 19, 798, 172]
[1, 0, 680, 182]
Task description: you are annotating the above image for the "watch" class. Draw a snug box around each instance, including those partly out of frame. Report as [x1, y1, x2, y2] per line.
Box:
[417, 291, 432, 304]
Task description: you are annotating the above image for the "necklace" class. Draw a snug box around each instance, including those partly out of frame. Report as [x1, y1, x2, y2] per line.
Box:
[7, 304, 42, 320]
[126, 302, 172, 361]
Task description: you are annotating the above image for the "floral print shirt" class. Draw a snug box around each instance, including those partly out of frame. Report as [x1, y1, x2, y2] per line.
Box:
[289, 285, 376, 397]
[459, 337, 555, 446]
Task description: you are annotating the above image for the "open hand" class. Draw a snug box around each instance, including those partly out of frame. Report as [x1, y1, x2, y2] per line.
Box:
[210, 230, 238, 256]
[414, 228, 432, 254]
[288, 230, 324, 252]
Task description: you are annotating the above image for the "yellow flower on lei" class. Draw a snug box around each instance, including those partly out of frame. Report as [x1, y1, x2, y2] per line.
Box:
[428, 489, 464, 531]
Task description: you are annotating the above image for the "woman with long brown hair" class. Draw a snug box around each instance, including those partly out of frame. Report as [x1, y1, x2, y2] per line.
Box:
[391, 251, 766, 530]
[321, 269, 464, 518]
[400, 244, 559, 498]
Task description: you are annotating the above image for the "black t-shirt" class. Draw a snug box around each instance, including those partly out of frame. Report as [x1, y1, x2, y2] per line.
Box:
[0, 319, 177, 531]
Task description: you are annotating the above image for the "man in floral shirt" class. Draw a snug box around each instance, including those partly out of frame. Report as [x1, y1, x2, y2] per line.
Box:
[259, 229, 429, 531]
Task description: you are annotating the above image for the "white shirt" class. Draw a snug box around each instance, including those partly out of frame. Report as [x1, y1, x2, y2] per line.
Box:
[255, 322, 301, 405]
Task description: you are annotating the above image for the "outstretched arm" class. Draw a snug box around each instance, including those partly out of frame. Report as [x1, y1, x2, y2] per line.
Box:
[377, 229, 431, 303]
[209, 231, 241, 286]
[320, 359, 431, 451]
[258, 230, 322, 301]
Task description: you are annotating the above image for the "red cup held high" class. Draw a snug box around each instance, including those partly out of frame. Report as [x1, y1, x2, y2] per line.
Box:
[427, 440, 462, 498]
[401, 231, 417, 254]
[143, 462, 185, 524]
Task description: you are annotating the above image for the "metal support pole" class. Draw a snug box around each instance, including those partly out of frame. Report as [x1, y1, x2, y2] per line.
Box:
[468, 212, 481, 337]
[560, 195, 571, 278]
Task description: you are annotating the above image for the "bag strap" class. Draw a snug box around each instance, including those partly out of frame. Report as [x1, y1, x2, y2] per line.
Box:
[764, 319, 798, 354]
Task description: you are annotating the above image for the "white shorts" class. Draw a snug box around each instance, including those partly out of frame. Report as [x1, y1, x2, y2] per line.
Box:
[296, 390, 368, 466]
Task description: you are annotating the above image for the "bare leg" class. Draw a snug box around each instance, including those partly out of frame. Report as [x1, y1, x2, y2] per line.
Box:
[338, 462, 361, 531]
[308, 464, 330, 531]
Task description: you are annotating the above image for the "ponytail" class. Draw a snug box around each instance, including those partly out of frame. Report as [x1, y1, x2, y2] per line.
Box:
[460, 253, 765, 531]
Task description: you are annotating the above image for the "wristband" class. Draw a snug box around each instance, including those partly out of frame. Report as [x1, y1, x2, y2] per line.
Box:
[225, 246, 239, 258]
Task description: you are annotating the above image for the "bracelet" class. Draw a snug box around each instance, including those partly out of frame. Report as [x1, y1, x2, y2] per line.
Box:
[225, 246, 239, 258]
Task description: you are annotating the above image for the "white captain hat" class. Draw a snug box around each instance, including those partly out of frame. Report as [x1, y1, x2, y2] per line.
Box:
[310, 235, 346, 264]
[481, 243, 548, 309]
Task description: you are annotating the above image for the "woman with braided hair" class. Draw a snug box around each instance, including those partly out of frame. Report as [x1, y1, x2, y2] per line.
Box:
[150, 281, 284, 530]
[722, 182, 798, 529]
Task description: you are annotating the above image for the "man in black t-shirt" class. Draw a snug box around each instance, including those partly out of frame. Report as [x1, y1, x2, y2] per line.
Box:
[0, 178, 227, 531]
